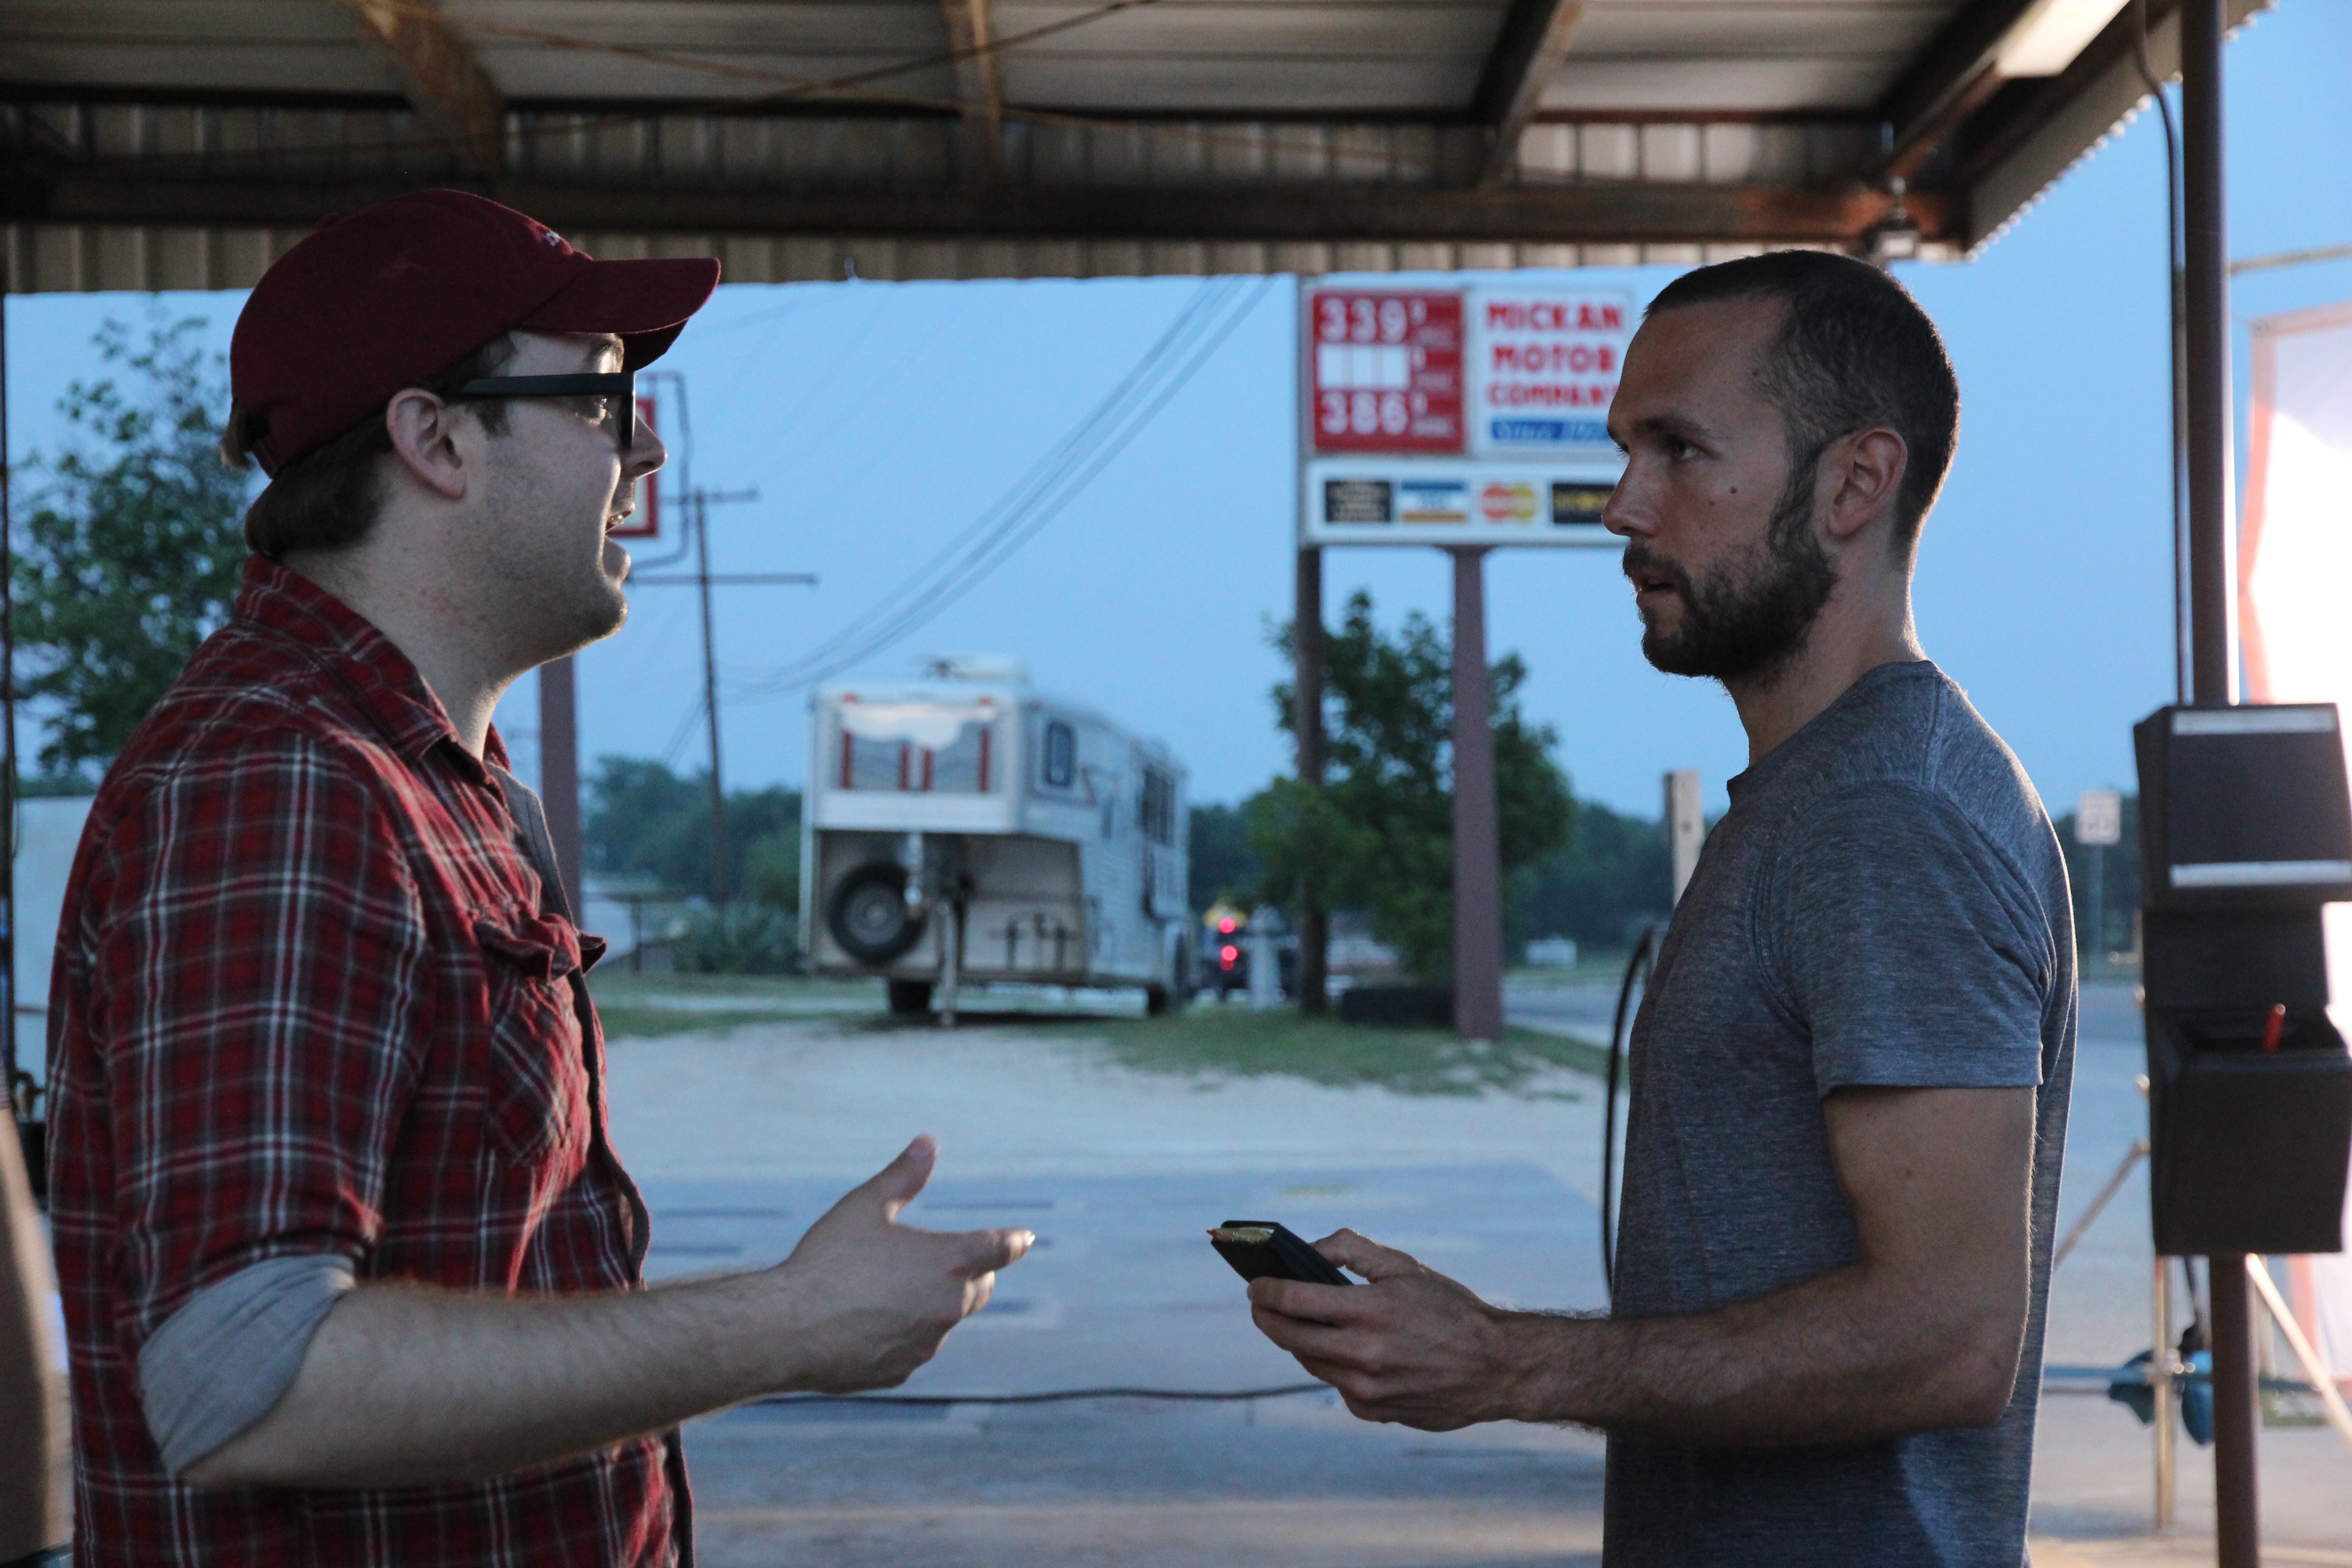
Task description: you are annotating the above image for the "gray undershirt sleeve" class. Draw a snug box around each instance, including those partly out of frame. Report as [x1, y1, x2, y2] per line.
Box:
[138, 1254, 355, 1476]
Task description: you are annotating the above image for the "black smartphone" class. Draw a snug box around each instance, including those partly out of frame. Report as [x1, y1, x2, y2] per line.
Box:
[1207, 1220, 1352, 1287]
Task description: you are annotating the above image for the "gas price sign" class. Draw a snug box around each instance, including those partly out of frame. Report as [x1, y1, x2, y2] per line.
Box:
[1308, 289, 1464, 454]
[1300, 281, 1629, 548]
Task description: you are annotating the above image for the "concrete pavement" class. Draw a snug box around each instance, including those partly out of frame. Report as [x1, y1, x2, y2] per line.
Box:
[602, 980, 2352, 1565]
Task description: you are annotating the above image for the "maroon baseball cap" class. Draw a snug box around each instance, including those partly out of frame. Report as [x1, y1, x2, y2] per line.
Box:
[230, 189, 720, 476]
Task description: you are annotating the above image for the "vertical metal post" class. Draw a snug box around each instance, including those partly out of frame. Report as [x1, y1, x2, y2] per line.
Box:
[2210, 1254, 2259, 1565]
[2154, 1253, 2177, 1529]
[2180, 1, 2255, 1559]
[536, 657, 585, 920]
[694, 490, 728, 902]
[1449, 546, 1504, 1042]
[0, 267, 16, 1127]
[1664, 769, 1703, 906]
[2182, 0, 2236, 710]
[1293, 546, 1328, 1013]
[2087, 842, 2106, 962]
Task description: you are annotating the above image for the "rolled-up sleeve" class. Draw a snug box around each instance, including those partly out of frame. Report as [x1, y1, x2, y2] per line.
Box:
[80, 730, 434, 1424]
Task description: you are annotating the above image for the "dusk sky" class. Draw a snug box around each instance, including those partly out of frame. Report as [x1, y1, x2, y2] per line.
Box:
[6, 0, 2351, 822]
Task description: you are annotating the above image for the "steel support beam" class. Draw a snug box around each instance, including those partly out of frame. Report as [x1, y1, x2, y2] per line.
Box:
[345, 0, 505, 176]
[1450, 547, 1504, 1044]
[1468, 0, 1587, 187]
[1871, 0, 2038, 181]
[1292, 545, 1328, 1014]
[937, 0, 1005, 181]
[0, 171, 1944, 249]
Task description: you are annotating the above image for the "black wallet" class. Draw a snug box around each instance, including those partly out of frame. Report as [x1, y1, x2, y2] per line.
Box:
[1207, 1220, 1352, 1286]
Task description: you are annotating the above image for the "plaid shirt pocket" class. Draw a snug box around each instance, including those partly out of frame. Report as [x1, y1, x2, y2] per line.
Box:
[475, 913, 590, 1167]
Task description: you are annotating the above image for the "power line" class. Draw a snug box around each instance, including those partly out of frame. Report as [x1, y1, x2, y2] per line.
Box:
[723, 279, 1235, 695]
[726, 275, 1274, 702]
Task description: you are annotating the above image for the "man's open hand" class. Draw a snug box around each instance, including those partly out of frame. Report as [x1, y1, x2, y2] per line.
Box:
[1246, 1229, 1530, 1431]
[766, 1136, 1034, 1394]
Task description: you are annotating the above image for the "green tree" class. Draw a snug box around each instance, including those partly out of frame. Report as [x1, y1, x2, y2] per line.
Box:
[1186, 800, 1263, 916]
[12, 313, 251, 774]
[1250, 590, 1574, 981]
[583, 755, 800, 905]
[1510, 799, 1674, 955]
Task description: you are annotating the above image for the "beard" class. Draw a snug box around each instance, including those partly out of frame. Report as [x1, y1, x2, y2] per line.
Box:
[1624, 461, 1835, 683]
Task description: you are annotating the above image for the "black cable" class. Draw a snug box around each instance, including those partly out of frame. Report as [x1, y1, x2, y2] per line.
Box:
[1600, 922, 1664, 1304]
[750, 1382, 1330, 1409]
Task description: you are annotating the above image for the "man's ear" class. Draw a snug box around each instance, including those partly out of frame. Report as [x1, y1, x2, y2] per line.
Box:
[1820, 427, 1908, 547]
[382, 388, 471, 502]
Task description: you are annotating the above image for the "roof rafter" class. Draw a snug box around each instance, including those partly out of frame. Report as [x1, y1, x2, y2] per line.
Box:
[345, 0, 505, 176]
[1871, 0, 2041, 180]
[1467, 0, 1588, 188]
[3, 168, 1943, 250]
[938, 0, 1005, 181]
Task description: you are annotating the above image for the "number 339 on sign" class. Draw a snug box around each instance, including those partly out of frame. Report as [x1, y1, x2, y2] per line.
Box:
[1307, 289, 1465, 455]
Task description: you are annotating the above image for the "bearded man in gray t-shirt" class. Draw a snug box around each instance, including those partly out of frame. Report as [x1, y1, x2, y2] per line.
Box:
[1247, 249, 2075, 1567]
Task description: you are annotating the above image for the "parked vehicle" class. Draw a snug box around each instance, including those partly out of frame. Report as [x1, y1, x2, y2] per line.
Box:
[802, 657, 1191, 1015]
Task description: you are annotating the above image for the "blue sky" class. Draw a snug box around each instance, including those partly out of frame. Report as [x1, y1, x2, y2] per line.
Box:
[6, 1, 2351, 819]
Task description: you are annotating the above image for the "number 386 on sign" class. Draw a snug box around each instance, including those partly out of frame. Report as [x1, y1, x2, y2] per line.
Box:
[1308, 289, 1465, 455]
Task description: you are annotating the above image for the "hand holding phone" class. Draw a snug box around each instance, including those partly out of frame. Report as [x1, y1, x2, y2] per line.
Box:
[1207, 1220, 1352, 1287]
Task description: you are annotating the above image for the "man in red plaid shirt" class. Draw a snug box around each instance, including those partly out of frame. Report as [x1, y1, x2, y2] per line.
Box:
[44, 190, 1032, 1568]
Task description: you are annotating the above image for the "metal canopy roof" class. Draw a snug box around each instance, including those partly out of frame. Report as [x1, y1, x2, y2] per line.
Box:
[0, 0, 2270, 290]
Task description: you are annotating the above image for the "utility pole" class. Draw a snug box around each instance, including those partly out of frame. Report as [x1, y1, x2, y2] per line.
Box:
[695, 489, 727, 902]
[622, 486, 779, 904]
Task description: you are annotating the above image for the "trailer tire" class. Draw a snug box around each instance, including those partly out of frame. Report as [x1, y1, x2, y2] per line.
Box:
[887, 979, 934, 1015]
[829, 864, 926, 965]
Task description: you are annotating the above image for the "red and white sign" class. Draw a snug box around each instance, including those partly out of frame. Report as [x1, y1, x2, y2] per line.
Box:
[609, 394, 661, 538]
[1308, 289, 1465, 454]
[2239, 298, 2352, 1394]
[1468, 289, 1632, 457]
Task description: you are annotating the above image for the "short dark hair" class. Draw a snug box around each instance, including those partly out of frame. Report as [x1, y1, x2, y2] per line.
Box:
[1645, 251, 1960, 555]
[222, 334, 516, 559]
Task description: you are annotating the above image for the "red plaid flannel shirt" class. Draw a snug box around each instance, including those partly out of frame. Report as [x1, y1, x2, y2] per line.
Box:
[47, 557, 686, 1567]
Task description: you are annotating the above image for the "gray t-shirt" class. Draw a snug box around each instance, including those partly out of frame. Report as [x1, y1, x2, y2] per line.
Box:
[1606, 659, 2076, 1567]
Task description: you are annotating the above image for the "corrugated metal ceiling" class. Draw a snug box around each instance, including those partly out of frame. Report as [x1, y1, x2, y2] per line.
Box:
[0, 0, 2275, 288]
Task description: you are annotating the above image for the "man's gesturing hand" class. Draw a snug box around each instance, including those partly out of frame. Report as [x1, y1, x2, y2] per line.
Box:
[767, 1135, 1033, 1394]
[1247, 1229, 1528, 1431]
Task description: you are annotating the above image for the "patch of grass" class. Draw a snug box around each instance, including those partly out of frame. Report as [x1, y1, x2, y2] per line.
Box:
[594, 1005, 818, 1040]
[588, 971, 884, 1004]
[1071, 1006, 1608, 1098]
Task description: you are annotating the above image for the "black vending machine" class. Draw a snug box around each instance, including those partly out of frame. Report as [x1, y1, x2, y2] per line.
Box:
[2136, 702, 2352, 1257]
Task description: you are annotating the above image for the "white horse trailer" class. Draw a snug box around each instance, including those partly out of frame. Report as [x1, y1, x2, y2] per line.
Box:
[801, 661, 1191, 1016]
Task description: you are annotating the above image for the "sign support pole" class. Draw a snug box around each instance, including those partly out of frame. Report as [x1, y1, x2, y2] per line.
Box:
[1293, 544, 1328, 1013]
[1450, 546, 1504, 1041]
[536, 657, 585, 920]
[2179, 1, 2256, 1562]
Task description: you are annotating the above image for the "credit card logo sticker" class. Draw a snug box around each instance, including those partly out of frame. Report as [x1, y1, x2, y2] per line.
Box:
[1323, 479, 1393, 524]
[1479, 481, 1540, 523]
[1397, 480, 1469, 524]
[1551, 481, 1613, 525]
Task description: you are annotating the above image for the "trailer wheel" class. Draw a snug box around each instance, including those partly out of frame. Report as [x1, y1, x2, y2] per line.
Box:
[887, 979, 934, 1015]
[829, 864, 926, 965]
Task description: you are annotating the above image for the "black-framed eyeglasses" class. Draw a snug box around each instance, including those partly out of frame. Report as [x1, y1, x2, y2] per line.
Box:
[452, 371, 637, 451]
